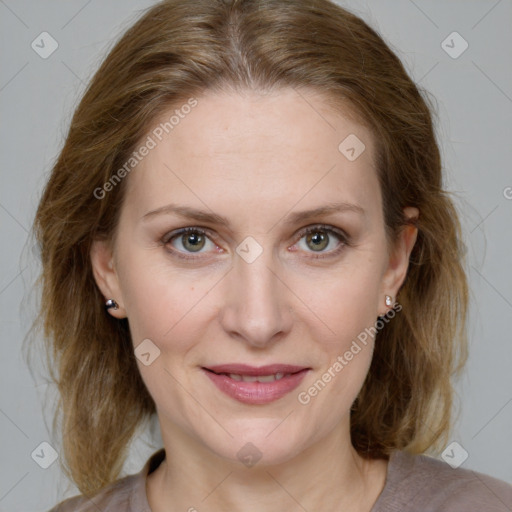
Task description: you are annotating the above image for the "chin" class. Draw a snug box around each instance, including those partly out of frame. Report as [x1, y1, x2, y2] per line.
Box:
[200, 418, 310, 468]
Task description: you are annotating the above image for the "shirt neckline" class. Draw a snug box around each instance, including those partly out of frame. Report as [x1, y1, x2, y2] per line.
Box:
[131, 448, 404, 512]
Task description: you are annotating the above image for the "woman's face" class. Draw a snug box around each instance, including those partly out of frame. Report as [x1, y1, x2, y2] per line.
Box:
[92, 88, 417, 465]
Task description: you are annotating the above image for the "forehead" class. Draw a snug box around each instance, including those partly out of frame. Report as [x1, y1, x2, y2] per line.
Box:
[122, 88, 380, 226]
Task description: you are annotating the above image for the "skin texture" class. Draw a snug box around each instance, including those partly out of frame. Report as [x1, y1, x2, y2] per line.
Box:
[91, 88, 418, 512]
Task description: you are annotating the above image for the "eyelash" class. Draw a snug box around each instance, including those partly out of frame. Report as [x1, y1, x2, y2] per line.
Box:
[161, 224, 350, 261]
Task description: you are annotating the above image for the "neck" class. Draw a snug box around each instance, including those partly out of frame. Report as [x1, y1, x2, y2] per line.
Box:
[147, 421, 388, 512]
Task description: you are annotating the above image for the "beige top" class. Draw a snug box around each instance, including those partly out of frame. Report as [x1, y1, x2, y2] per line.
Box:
[49, 448, 512, 511]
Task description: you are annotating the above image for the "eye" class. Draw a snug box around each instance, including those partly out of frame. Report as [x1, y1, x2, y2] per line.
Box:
[162, 224, 350, 261]
[293, 224, 349, 258]
[163, 227, 219, 258]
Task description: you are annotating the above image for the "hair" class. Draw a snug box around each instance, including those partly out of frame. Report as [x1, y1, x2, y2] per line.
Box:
[29, 0, 468, 498]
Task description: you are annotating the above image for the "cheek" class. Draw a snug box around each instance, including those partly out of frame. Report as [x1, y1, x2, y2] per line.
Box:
[116, 252, 214, 419]
[294, 257, 383, 346]
[291, 253, 382, 408]
[295, 286, 377, 432]
[116, 249, 219, 350]
[299, 353, 373, 438]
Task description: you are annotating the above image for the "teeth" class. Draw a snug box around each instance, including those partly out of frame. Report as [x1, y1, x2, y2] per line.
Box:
[254, 374, 275, 383]
[227, 373, 289, 382]
[241, 375, 259, 382]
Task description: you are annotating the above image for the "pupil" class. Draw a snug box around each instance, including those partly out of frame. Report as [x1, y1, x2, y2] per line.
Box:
[184, 232, 204, 252]
[307, 231, 328, 251]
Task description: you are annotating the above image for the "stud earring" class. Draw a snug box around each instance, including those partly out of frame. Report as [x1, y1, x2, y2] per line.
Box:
[385, 295, 393, 307]
[105, 299, 119, 310]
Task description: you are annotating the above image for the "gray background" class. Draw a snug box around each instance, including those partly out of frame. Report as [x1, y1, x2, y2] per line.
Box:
[1, 0, 511, 510]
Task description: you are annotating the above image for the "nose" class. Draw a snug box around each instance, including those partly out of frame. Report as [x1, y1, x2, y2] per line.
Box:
[219, 244, 294, 349]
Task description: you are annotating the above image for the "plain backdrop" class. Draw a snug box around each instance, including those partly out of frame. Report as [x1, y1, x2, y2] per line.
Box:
[0, 0, 511, 510]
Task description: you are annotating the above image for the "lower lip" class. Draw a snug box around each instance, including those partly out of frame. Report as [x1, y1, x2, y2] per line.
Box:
[203, 368, 309, 405]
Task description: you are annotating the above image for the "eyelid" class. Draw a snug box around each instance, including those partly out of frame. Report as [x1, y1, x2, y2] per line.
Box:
[161, 226, 221, 261]
[290, 223, 349, 259]
[161, 223, 350, 259]
[162, 226, 215, 244]
[295, 223, 349, 243]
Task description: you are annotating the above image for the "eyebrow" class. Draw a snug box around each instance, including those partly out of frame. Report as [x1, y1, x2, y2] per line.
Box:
[141, 201, 365, 226]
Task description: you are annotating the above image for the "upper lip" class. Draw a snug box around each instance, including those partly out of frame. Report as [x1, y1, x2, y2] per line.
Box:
[204, 364, 309, 376]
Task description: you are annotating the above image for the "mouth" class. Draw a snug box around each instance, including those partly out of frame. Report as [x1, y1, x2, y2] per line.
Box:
[202, 364, 310, 404]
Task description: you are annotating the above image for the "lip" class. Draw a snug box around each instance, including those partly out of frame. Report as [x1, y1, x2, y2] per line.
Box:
[205, 363, 307, 376]
[202, 364, 310, 405]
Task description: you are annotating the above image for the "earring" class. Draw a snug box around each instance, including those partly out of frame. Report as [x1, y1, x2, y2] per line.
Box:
[105, 299, 119, 310]
[385, 295, 393, 307]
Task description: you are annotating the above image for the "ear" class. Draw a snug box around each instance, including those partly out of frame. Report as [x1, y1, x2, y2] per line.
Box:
[379, 206, 419, 315]
[90, 238, 127, 318]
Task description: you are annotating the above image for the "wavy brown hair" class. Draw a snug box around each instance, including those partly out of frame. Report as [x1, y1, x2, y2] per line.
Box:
[29, 0, 468, 498]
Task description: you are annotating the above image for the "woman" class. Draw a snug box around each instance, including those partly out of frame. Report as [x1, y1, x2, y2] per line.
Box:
[33, 0, 511, 510]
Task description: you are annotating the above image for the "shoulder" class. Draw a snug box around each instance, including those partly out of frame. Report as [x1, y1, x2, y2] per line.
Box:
[374, 450, 512, 512]
[47, 448, 165, 512]
[46, 473, 138, 512]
